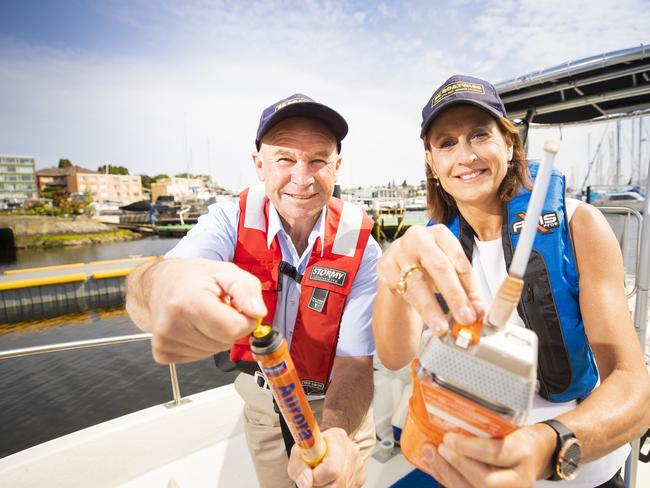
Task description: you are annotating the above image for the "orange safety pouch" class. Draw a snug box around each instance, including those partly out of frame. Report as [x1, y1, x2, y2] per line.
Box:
[400, 359, 519, 475]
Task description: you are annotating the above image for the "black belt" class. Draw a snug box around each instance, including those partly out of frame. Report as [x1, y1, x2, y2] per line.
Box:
[213, 352, 295, 458]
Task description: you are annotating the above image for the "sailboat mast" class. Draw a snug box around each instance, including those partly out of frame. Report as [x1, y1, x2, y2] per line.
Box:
[616, 120, 621, 186]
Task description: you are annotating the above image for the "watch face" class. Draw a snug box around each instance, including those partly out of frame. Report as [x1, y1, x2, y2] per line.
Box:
[557, 438, 582, 480]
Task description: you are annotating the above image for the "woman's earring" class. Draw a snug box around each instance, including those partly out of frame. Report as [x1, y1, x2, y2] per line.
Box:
[433, 174, 440, 186]
[507, 161, 513, 169]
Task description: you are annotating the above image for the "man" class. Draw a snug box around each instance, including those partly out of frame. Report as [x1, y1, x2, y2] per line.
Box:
[125, 94, 379, 488]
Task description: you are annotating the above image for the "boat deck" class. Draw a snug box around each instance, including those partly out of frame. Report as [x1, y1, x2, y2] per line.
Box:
[0, 374, 647, 487]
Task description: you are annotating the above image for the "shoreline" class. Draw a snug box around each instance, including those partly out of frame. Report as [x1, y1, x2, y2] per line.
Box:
[0, 215, 144, 249]
[15, 229, 143, 249]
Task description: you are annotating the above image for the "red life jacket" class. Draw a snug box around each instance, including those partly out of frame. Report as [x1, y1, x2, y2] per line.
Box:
[229, 185, 374, 395]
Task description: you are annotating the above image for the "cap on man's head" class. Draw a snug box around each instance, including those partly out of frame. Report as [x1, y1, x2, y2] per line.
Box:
[420, 75, 507, 139]
[255, 93, 348, 152]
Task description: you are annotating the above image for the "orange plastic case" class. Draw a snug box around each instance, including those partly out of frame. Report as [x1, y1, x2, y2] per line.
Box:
[400, 359, 519, 475]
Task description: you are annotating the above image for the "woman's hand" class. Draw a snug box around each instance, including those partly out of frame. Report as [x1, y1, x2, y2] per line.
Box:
[376, 224, 484, 335]
[422, 426, 555, 488]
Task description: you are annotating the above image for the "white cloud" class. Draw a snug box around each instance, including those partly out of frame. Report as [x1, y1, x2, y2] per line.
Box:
[0, 0, 649, 191]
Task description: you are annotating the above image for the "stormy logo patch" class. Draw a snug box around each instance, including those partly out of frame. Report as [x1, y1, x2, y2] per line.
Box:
[309, 266, 347, 287]
[432, 81, 485, 106]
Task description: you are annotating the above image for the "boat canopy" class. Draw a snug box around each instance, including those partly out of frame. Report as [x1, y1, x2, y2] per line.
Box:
[495, 44, 650, 127]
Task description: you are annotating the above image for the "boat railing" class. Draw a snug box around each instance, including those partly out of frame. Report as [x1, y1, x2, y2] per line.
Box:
[0, 332, 185, 407]
[597, 205, 644, 299]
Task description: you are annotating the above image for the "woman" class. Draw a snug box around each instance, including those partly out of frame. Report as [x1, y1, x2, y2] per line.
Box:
[373, 75, 650, 487]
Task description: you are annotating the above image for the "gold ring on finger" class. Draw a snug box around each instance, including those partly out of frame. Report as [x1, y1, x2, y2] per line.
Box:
[395, 264, 423, 295]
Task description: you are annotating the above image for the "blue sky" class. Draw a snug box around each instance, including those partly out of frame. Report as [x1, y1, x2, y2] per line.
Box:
[1, 0, 649, 190]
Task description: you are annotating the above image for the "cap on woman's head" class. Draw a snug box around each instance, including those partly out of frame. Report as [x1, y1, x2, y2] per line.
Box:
[420, 75, 507, 139]
[255, 93, 348, 152]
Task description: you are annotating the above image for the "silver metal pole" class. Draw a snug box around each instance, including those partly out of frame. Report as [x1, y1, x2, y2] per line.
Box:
[617, 120, 622, 186]
[168, 363, 182, 407]
[623, 163, 650, 488]
[0, 333, 152, 360]
[639, 118, 644, 187]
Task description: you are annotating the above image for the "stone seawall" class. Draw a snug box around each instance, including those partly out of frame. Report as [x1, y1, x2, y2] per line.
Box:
[0, 215, 142, 248]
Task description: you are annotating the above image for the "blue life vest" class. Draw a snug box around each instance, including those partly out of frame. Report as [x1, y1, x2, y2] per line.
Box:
[437, 164, 598, 403]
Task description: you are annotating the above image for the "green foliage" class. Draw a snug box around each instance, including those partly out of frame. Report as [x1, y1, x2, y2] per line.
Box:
[140, 174, 154, 189]
[58, 159, 72, 168]
[98, 164, 129, 175]
[174, 173, 210, 180]
[22, 188, 93, 216]
[152, 173, 170, 181]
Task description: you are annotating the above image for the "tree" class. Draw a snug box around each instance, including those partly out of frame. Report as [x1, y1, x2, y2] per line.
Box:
[98, 164, 129, 175]
[140, 175, 154, 189]
[174, 172, 210, 181]
[58, 159, 72, 168]
[152, 173, 170, 181]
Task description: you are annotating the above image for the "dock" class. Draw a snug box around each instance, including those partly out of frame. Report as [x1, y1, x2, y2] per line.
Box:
[0, 256, 156, 323]
[372, 209, 428, 241]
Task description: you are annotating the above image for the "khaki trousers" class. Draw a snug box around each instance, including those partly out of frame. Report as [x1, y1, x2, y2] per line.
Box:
[234, 373, 376, 488]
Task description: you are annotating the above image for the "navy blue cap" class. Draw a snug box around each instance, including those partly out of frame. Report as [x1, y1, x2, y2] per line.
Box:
[420, 75, 507, 138]
[255, 93, 348, 151]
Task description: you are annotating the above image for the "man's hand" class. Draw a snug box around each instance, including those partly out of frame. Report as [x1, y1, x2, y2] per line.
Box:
[421, 426, 555, 488]
[126, 258, 267, 364]
[287, 428, 365, 488]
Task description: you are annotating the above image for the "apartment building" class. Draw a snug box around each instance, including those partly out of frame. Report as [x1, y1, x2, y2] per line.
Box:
[36, 165, 95, 193]
[69, 172, 143, 205]
[36, 166, 143, 205]
[0, 155, 38, 208]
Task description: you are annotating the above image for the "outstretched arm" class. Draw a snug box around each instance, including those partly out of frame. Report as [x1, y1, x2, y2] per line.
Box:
[552, 203, 650, 458]
[126, 257, 267, 363]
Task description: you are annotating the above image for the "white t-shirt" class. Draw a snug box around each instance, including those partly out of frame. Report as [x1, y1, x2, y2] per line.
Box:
[472, 198, 629, 487]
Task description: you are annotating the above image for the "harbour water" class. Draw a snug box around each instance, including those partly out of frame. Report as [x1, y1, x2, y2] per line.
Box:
[0, 237, 238, 458]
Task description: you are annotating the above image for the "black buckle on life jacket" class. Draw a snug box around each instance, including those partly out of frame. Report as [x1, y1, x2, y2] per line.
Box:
[279, 261, 303, 283]
[640, 428, 650, 463]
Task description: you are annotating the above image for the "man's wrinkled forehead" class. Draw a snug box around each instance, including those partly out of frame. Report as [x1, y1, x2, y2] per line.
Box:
[260, 117, 338, 153]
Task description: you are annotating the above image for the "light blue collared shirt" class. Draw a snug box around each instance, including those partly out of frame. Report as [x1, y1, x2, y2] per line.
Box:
[166, 199, 379, 356]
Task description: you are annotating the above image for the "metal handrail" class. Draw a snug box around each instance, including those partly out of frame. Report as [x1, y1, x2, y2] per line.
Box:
[0, 332, 184, 407]
[596, 206, 644, 298]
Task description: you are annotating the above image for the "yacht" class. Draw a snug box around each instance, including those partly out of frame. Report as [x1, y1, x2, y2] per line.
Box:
[2, 44, 650, 487]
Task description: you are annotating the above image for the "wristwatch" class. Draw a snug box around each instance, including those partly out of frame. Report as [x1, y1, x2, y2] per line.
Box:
[540, 419, 582, 481]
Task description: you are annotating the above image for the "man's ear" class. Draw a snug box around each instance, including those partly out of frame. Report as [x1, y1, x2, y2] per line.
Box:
[334, 155, 342, 173]
[252, 152, 265, 181]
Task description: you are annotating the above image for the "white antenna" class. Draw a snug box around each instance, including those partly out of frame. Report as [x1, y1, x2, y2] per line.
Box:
[510, 140, 559, 278]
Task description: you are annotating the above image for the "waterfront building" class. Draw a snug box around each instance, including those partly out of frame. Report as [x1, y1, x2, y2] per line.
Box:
[0, 155, 38, 209]
[150, 177, 208, 203]
[36, 165, 143, 205]
[36, 165, 95, 194]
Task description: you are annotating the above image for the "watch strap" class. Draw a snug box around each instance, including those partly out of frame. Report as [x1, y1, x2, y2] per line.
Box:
[539, 419, 575, 481]
[540, 418, 574, 441]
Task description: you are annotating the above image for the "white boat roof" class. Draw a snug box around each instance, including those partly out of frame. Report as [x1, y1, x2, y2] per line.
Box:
[495, 44, 650, 125]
